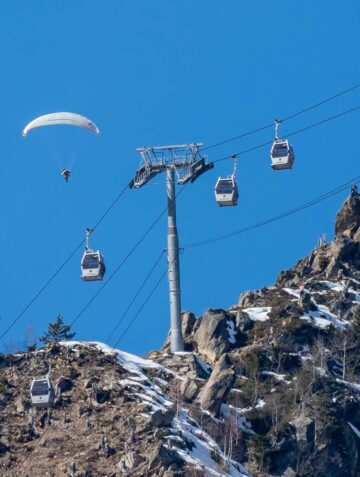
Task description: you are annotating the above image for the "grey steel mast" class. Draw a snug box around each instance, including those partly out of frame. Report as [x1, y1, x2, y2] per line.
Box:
[166, 166, 182, 351]
[130, 144, 213, 352]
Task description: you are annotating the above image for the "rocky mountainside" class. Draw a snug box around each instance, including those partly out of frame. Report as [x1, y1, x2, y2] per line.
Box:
[1, 341, 249, 477]
[1, 188, 360, 477]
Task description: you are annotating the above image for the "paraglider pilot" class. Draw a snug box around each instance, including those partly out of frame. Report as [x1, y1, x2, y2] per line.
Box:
[61, 169, 71, 183]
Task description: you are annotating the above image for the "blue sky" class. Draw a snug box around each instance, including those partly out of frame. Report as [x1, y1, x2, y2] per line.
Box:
[0, 1, 359, 355]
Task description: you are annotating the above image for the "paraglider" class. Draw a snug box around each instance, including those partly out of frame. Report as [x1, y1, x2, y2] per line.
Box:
[22, 112, 99, 182]
[22, 112, 99, 137]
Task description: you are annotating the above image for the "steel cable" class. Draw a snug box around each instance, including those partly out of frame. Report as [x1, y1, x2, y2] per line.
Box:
[202, 82, 360, 152]
[0, 182, 129, 342]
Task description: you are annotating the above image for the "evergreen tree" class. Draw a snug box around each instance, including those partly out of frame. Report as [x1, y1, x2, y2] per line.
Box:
[39, 315, 75, 344]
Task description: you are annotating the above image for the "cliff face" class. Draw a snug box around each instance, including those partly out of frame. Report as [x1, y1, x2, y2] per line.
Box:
[1, 190, 360, 477]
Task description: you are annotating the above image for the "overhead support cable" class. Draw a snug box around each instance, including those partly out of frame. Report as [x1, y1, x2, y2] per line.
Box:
[212, 105, 360, 165]
[0, 182, 129, 342]
[183, 175, 360, 249]
[113, 260, 173, 348]
[202, 82, 360, 151]
[106, 250, 165, 344]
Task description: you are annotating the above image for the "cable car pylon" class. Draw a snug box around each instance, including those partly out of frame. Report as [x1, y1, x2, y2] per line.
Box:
[130, 144, 213, 352]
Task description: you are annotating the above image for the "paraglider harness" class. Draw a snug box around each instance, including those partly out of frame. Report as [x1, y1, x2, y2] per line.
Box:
[61, 169, 71, 183]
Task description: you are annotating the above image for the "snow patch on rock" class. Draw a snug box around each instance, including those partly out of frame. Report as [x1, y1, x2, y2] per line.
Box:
[242, 307, 271, 322]
[300, 304, 348, 329]
[171, 409, 251, 477]
[227, 320, 237, 344]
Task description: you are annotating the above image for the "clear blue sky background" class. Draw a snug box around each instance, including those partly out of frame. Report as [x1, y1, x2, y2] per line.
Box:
[0, 1, 359, 355]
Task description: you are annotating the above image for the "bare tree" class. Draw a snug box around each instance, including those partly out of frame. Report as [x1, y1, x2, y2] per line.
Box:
[310, 335, 328, 375]
[243, 350, 262, 408]
[223, 409, 239, 461]
[293, 362, 316, 411]
[23, 323, 37, 351]
[3, 324, 37, 354]
[270, 400, 281, 446]
[330, 328, 358, 381]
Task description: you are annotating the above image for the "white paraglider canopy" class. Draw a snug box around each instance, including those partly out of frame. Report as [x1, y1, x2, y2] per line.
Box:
[22, 112, 99, 137]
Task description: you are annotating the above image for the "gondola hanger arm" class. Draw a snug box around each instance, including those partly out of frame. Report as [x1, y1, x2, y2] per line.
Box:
[232, 154, 237, 179]
[274, 119, 282, 140]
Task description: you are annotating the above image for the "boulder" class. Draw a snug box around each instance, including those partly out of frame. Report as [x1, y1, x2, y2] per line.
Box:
[162, 311, 198, 351]
[56, 377, 73, 392]
[83, 377, 99, 389]
[282, 468, 296, 477]
[299, 290, 312, 311]
[292, 414, 315, 445]
[194, 309, 238, 362]
[118, 450, 145, 472]
[150, 407, 176, 428]
[353, 227, 360, 242]
[14, 397, 30, 414]
[236, 311, 254, 333]
[179, 379, 200, 403]
[197, 354, 235, 416]
[182, 311, 197, 337]
[147, 443, 183, 471]
[152, 353, 210, 379]
[0, 441, 9, 455]
[95, 388, 111, 404]
[238, 290, 262, 307]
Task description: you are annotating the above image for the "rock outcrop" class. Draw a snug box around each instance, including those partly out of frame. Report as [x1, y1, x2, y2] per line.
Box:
[193, 309, 243, 362]
[197, 354, 235, 416]
[335, 186, 360, 238]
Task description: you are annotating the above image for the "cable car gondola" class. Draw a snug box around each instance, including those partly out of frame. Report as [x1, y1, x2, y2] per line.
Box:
[81, 228, 106, 281]
[215, 155, 239, 207]
[30, 376, 54, 408]
[270, 119, 295, 170]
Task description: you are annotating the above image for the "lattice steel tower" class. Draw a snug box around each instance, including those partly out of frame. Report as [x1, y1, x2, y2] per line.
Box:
[130, 144, 213, 352]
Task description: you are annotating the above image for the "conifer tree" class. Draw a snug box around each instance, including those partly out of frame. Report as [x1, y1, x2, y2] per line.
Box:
[39, 315, 75, 344]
